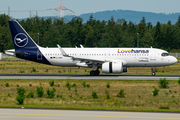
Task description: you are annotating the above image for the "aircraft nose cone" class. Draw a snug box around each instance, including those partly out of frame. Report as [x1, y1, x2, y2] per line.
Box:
[172, 57, 178, 64]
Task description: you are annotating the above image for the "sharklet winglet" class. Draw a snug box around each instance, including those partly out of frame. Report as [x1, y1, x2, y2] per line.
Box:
[57, 44, 70, 57]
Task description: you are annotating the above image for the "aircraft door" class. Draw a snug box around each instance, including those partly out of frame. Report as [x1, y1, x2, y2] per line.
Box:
[133, 54, 139, 66]
[150, 50, 156, 60]
[37, 50, 42, 60]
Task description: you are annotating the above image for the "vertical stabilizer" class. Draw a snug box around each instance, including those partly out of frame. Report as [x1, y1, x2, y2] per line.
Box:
[8, 21, 38, 50]
[8, 21, 50, 65]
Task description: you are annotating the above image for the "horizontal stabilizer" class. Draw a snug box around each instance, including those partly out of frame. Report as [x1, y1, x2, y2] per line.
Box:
[5, 49, 28, 56]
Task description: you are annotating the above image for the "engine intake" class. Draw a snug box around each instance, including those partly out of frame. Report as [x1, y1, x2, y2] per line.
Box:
[102, 61, 123, 73]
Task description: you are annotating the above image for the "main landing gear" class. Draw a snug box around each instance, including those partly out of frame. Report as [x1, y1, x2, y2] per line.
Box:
[90, 70, 100, 76]
[151, 67, 156, 76]
[90, 64, 100, 76]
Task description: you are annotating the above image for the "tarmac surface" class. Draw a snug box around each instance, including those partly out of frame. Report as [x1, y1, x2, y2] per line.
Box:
[0, 74, 180, 80]
[0, 108, 180, 120]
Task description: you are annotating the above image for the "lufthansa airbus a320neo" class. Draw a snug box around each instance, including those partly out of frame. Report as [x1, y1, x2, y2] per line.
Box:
[5, 21, 177, 76]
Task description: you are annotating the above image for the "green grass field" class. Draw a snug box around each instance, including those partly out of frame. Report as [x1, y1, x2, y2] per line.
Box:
[0, 59, 180, 112]
[0, 79, 180, 112]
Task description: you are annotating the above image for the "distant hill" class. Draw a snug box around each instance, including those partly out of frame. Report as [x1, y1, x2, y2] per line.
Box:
[21, 9, 180, 26]
[65, 10, 180, 26]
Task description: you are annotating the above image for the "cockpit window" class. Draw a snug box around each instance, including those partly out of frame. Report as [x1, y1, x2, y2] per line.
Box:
[161, 53, 171, 57]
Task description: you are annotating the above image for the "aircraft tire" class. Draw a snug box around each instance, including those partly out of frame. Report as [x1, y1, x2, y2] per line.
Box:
[95, 70, 100, 76]
[90, 71, 95, 76]
[152, 72, 156, 76]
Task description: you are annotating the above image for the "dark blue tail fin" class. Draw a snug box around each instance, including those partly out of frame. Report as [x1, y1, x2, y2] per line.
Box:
[8, 21, 51, 65]
[8, 21, 38, 50]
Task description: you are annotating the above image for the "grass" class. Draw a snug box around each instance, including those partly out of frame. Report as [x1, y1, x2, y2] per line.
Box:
[0, 59, 180, 112]
[0, 79, 180, 112]
[0, 58, 180, 75]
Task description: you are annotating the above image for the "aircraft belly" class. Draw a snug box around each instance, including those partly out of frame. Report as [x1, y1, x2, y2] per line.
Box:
[48, 58, 77, 67]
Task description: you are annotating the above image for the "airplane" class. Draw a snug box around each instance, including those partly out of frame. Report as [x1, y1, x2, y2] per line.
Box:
[5, 21, 177, 76]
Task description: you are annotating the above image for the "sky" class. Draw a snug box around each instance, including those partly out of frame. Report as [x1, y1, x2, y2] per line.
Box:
[0, 0, 180, 19]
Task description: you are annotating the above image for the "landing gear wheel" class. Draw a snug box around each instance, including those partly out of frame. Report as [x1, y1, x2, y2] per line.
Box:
[90, 71, 95, 76]
[90, 70, 100, 76]
[152, 72, 156, 76]
[94, 70, 100, 76]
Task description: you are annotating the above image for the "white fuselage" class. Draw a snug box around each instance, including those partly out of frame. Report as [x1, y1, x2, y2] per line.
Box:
[38, 47, 177, 67]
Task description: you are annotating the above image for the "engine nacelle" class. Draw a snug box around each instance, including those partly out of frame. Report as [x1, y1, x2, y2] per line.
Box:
[102, 61, 123, 73]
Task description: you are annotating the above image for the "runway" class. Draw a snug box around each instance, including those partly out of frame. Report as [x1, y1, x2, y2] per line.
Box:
[0, 74, 180, 80]
[0, 108, 180, 120]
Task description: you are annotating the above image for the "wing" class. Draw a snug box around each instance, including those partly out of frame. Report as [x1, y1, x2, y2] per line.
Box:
[72, 56, 105, 64]
[57, 44, 105, 65]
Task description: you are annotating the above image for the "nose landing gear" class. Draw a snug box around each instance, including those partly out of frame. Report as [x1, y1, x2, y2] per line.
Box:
[151, 67, 156, 76]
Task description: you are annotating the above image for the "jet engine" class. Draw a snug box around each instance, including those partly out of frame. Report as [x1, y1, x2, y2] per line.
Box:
[102, 61, 123, 73]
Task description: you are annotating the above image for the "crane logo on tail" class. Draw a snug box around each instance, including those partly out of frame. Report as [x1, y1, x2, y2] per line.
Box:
[14, 33, 28, 47]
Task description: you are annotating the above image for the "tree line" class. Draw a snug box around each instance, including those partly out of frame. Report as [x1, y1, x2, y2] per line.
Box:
[1, 14, 180, 52]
